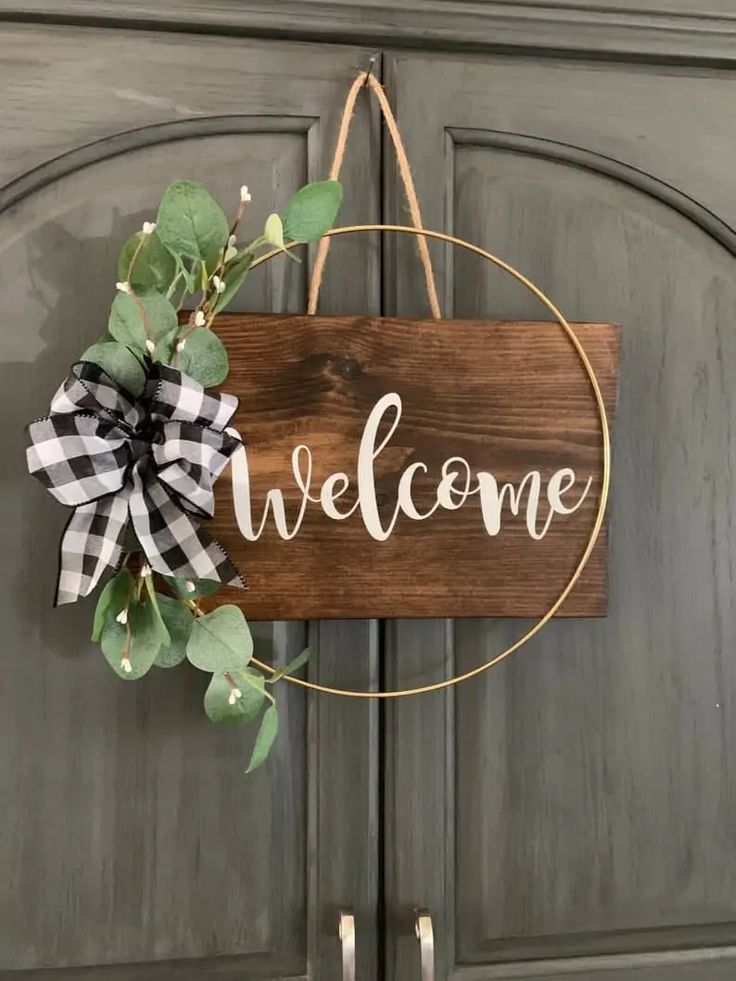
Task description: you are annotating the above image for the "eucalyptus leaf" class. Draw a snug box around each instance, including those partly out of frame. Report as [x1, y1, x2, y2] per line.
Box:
[156, 180, 229, 262]
[246, 703, 279, 773]
[108, 292, 177, 352]
[205, 251, 225, 276]
[163, 576, 221, 601]
[91, 569, 133, 642]
[213, 252, 253, 314]
[268, 647, 310, 683]
[264, 212, 285, 249]
[204, 669, 265, 725]
[100, 601, 163, 680]
[187, 605, 253, 673]
[176, 328, 228, 387]
[143, 576, 171, 648]
[174, 254, 197, 294]
[154, 327, 180, 365]
[80, 341, 146, 398]
[282, 180, 342, 243]
[118, 230, 177, 294]
[154, 593, 194, 668]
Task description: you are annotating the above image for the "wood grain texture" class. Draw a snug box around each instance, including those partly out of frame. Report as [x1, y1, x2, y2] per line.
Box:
[2, 1, 736, 64]
[383, 619, 456, 981]
[3, 10, 735, 980]
[382, 52, 736, 306]
[452, 945, 736, 980]
[0, 29, 381, 978]
[209, 314, 618, 620]
[383, 50, 736, 979]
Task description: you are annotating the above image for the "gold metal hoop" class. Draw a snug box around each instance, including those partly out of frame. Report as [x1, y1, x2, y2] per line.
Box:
[247, 224, 612, 699]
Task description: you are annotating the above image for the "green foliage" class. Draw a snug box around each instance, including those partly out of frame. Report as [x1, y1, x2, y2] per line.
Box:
[176, 328, 229, 387]
[78, 177, 347, 771]
[173, 253, 198, 294]
[264, 212, 285, 250]
[153, 327, 179, 365]
[153, 593, 194, 668]
[108, 292, 178, 354]
[268, 647, 310, 683]
[282, 180, 342, 243]
[156, 180, 229, 262]
[143, 576, 171, 648]
[204, 668, 265, 725]
[118, 230, 177, 294]
[163, 576, 221, 601]
[246, 704, 279, 773]
[187, 604, 253, 673]
[80, 341, 146, 398]
[91, 569, 133, 642]
[100, 599, 164, 680]
[213, 252, 253, 314]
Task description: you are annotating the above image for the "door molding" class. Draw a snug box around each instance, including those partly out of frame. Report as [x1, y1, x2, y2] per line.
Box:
[453, 945, 736, 980]
[445, 127, 736, 257]
[1, 1, 736, 66]
[0, 115, 317, 214]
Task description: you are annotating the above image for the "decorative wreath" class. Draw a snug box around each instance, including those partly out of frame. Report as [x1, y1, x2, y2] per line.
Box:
[26, 179, 342, 772]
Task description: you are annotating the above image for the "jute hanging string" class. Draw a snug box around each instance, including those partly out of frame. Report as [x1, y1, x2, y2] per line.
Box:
[306, 67, 442, 319]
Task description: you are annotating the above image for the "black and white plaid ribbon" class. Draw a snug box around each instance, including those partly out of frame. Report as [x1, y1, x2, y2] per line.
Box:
[26, 359, 245, 605]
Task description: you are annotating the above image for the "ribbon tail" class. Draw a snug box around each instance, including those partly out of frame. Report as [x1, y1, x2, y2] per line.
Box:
[55, 490, 130, 606]
[129, 469, 245, 588]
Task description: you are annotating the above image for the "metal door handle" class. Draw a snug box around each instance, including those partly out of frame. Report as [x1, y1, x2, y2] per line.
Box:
[415, 909, 435, 981]
[339, 910, 356, 981]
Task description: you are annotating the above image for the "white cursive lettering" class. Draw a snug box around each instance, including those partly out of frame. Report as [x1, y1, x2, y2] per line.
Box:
[229, 394, 591, 543]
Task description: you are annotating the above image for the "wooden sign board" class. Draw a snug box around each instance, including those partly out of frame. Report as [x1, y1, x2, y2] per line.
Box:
[209, 314, 619, 620]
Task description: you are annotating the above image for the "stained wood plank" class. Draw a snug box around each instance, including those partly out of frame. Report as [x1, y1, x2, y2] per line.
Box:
[209, 313, 618, 619]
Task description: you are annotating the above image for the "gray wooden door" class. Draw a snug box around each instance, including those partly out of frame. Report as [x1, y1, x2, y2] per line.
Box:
[0, 26, 381, 980]
[382, 51, 736, 980]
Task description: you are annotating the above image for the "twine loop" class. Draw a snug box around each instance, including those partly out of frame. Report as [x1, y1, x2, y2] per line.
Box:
[307, 69, 441, 319]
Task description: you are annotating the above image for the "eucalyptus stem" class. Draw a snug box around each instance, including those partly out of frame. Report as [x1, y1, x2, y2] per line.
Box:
[202, 189, 254, 327]
[166, 268, 185, 300]
[122, 619, 132, 662]
[224, 671, 240, 691]
[125, 234, 153, 345]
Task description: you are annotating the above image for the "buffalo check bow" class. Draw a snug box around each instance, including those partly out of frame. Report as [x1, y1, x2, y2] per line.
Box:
[26, 359, 245, 605]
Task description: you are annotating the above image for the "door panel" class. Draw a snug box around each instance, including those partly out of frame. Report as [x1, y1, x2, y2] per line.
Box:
[383, 52, 736, 979]
[0, 27, 381, 979]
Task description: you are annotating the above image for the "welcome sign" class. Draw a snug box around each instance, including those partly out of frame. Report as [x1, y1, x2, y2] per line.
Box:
[209, 314, 619, 620]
